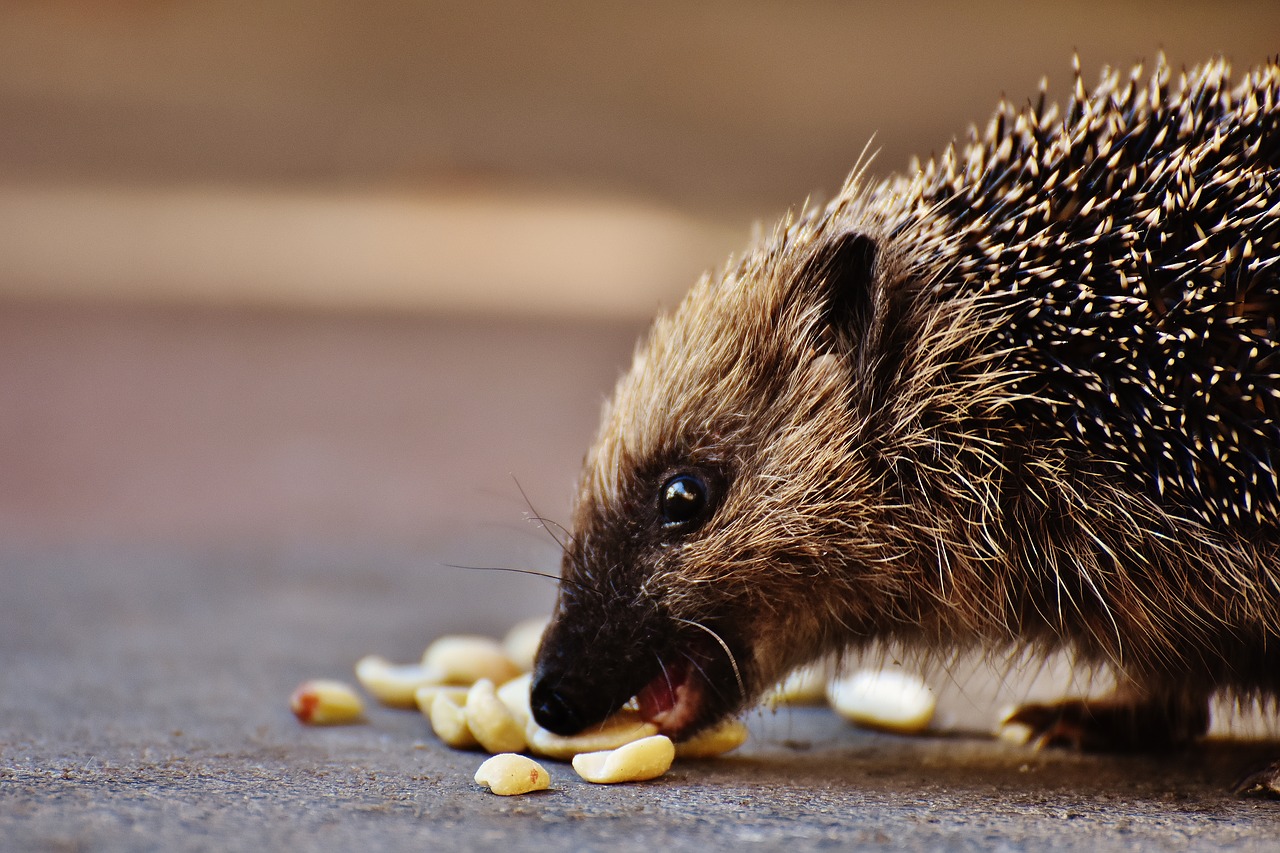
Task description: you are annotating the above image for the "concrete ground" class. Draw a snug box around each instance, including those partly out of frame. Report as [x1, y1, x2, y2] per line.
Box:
[4, 303, 1280, 851]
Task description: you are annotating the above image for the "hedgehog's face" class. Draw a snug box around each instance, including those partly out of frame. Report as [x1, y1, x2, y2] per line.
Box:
[531, 226, 912, 738]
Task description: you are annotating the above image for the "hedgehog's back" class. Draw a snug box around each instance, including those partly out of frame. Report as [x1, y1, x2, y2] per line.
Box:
[906, 59, 1280, 533]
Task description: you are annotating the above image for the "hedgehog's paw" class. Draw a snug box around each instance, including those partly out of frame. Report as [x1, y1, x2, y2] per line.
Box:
[1000, 693, 1209, 753]
[1234, 762, 1280, 798]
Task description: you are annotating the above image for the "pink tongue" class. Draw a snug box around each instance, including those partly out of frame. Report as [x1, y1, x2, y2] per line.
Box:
[635, 659, 692, 730]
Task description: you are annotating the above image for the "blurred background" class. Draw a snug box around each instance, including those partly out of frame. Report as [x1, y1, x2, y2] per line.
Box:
[2, 0, 1277, 557]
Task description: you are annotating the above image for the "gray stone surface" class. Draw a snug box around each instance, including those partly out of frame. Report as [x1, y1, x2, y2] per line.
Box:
[5, 544, 1280, 852]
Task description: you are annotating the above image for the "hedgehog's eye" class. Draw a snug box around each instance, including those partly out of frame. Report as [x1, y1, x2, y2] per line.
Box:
[659, 473, 711, 530]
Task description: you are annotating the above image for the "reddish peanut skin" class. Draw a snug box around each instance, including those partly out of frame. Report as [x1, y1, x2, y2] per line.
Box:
[291, 688, 321, 722]
[290, 679, 364, 725]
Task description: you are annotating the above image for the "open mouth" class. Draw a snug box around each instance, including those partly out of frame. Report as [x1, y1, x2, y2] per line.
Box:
[532, 615, 747, 740]
[634, 657, 710, 738]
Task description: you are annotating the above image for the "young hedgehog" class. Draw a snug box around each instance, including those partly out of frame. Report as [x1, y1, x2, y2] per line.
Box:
[531, 57, 1280, 790]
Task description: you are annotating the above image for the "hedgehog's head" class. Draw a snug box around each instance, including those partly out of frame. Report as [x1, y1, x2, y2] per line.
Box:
[531, 213, 931, 738]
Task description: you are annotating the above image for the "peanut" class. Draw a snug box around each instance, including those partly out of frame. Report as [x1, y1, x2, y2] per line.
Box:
[289, 679, 364, 725]
[429, 691, 479, 749]
[763, 663, 829, 707]
[826, 667, 936, 734]
[354, 654, 444, 708]
[526, 709, 658, 760]
[572, 734, 675, 784]
[474, 753, 551, 796]
[501, 616, 549, 672]
[495, 672, 533, 729]
[413, 684, 469, 716]
[465, 678, 527, 754]
[422, 635, 521, 686]
[673, 718, 749, 759]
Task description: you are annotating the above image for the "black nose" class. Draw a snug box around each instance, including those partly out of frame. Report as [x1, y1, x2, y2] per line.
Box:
[530, 677, 589, 736]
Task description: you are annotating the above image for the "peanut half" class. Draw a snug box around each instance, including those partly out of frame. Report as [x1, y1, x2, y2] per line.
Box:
[290, 679, 365, 725]
[354, 655, 444, 708]
[572, 735, 675, 784]
[422, 635, 521, 686]
[429, 691, 479, 749]
[474, 753, 551, 796]
[501, 616, 549, 672]
[826, 667, 936, 734]
[495, 672, 533, 728]
[762, 663, 829, 707]
[413, 684, 469, 716]
[673, 718, 749, 759]
[526, 709, 658, 760]
[465, 678, 528, 754]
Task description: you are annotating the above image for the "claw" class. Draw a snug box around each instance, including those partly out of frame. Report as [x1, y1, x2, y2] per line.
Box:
[1234, 763, 1280, 799]
[1001, 699, 1115, 751]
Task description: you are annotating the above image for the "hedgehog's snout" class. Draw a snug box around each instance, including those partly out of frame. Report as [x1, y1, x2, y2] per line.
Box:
[530, 616, 640, 736]
[529, 676, 589, 735]
[529, 623, 588, 735]
[530, 658, 631, 735]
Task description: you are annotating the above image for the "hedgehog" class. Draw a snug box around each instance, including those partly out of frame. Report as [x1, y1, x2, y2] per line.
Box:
[529, 57, 1280, 791]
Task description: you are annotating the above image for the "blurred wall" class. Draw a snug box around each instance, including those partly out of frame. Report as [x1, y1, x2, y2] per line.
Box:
[0, 1, 1277, 317]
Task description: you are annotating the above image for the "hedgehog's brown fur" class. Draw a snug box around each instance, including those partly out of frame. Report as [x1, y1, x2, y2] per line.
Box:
[531, 58, 1280, 753]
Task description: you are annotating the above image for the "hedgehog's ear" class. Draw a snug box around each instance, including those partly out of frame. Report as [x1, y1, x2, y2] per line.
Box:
[801, 231, 878, 354]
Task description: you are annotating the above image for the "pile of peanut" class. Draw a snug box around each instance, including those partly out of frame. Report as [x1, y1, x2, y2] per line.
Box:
[290, 616, 747, 796]
[292, 616, 945, 795]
